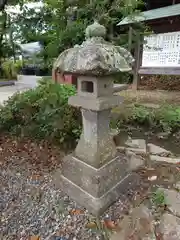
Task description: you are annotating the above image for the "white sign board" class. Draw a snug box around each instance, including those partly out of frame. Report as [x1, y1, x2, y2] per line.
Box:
[142, 31, 180, 67]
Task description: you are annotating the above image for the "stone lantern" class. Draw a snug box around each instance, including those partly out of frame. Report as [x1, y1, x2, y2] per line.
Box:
[54, 21, 136, 215]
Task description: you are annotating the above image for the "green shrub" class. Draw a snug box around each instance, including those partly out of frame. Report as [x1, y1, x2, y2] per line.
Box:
[151, 189, 167, 207]
[1, 60, 23, 80]
[114, 72, 133, 84]
[156, 105, 180, 132]
[0, 79, 81, 145]
[1, 61, 12, 79]
[115, 104, 180, 133]
[13, 60, 23, 75]
[131, 104, 155, 125]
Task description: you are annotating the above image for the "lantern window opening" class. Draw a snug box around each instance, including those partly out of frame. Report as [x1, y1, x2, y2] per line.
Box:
[81, 81, 94, 93]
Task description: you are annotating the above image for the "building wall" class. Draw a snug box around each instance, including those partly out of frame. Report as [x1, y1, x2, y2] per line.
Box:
[52, 69, 77, 87]
[148, 17, 180, 33]
[145, 0, 180, 10]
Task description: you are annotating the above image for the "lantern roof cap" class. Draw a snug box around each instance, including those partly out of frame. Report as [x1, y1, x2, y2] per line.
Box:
[53, 21, 134, 76]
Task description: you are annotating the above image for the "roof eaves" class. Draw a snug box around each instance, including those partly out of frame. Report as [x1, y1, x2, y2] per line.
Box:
[117, 3, 180, 26]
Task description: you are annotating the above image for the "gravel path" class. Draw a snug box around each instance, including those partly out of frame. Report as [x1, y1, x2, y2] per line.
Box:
[0, 136, 148, 240]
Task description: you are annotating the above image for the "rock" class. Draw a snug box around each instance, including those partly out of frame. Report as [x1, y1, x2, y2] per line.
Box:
[111, 205, 155, 240]
[161, 188, 180, 217]
[147, 143, 171, 157]
[126, 147, 147, 155]
[126, 150, 144, 171]
[158, 213, 180, 240]
[157, 132, 170, 140]
[116, 146, 126, 153]
[125, 139, 146, 150]
[150, 155, 180, 164]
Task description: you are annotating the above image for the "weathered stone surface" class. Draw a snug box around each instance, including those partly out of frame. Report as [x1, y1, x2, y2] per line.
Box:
[147, 143, 171, 157]
[111, 205, 155, 240]
[78, 76, 114, 98]
[116, 146, 126, 153]
[126, 147, 147, 155]
[69, 94, 123, 111]
[57, 172, 142, 216]
[61, 154, 128, 198]
[159, 213, 180, 240]
[126, 150, 144, 171]
[74, 109, 117, 168]
[55, 21, 135, 216]
[160, 188, 180, 217]
[150, 155, 180, 164]
[125, 139, 146, 152]
[53, 21, 134, 76]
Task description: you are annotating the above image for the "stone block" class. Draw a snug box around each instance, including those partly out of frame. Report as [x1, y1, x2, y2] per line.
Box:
[150, 155, 180, 164]
[126, 150, 144, 171]
[111, 205, 154, 240]
[68, 95, 123, 111]
[77, 76, 114, 98]
[159, 188, 180, 217]
[75, 135, 117, 168]
[61, 154, 128, 198]
[75, 109, 117, 168]
[147, 143, 171, 157]
[59, 171, 141, 216]
[125, 139, 146, 151]
[159, 213, 180, 240]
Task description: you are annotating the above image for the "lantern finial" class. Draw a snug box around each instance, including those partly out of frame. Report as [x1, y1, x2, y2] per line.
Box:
[85, 21, 107, 39]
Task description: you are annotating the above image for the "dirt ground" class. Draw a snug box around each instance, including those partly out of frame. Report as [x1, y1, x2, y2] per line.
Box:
[120, 89, 180, 105]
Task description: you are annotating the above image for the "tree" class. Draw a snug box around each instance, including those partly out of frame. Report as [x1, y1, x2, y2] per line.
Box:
[1, 0, 145, 71]
[0, 0, 7, 11]
[0, 0, 20, 65]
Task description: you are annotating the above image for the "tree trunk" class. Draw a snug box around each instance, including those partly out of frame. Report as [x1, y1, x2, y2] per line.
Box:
[0, 0, 7, 11]
[0, 9, 7, 66]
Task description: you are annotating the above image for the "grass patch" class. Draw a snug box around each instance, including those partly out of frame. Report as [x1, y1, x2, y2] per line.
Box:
[112, 104, 180, 134]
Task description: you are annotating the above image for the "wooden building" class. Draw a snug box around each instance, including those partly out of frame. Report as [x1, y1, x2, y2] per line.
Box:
[118, 1, 180, 89]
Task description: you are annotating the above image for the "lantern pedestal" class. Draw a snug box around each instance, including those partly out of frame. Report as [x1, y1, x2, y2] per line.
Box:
[60, 157, 141, 215]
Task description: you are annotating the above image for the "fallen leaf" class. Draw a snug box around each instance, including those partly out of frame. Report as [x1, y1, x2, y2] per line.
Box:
[70, 209, 84, 215]
[103, 220, 117, 230]
[29, 236, 40, 240]
[85, 221, 97, 229]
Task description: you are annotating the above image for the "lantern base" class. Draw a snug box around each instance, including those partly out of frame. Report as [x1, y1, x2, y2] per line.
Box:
[60, 172, 141, 216]
[53, 154, 142, 216]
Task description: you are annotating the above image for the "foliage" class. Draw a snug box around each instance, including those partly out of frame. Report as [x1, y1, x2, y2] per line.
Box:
[1, 59, 22, 79]
[4, 0, 145, 67]
[114, 104, 180, 133]
[0, 78, 179, 146]
[114, 72, 133, 84]
[0, 79, 81, 145]
[156, 105, 180, 133]
[151, 189, 167, 207]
